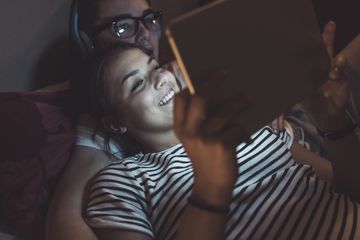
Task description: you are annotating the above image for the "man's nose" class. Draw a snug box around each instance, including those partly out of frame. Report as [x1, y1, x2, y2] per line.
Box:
[135, 21, 151, 45]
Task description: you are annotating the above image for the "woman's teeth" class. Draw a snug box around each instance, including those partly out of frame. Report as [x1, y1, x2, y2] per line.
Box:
[159, 90, 175, 106]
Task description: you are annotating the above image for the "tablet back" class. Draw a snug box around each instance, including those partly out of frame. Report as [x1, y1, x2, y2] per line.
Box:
[166, 0, 330, 135]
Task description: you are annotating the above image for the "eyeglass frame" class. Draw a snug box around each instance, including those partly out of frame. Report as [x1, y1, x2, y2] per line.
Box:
[92, 10, 163, 39]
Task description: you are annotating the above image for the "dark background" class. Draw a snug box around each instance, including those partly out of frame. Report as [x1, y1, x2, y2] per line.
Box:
[0, 0, 358, 91]
[314, 0, 360, 54]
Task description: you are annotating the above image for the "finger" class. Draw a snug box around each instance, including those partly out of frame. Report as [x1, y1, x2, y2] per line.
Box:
[202, 103, 241, 135]
[174, 89, 190, 137]
[278, 115, 284, 131]
[322, 21, 336, 58]
[197, 70, 230, 97]
[271, 118, 280, 134]
[183, 95, 207, 137]
[218, 124, 252, 147]
[168, 61, 186, 90]
[271, 115, 285, 133]
[329, 54, 347, 80]
[201, 97, 252, 136]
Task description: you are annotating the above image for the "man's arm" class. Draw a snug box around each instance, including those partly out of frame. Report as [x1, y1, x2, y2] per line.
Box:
[301, 22, 360, 200]
[290, 141, 333, 182]
[341, 34, 360, 76]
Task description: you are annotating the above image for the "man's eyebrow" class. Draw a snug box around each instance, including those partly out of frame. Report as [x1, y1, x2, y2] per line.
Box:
[102, 8, 152, 23]
[98, 13, 131, 25]
[142, 8, 153, 15]
[122, 70, 139, 85]
[148, 56, 155, 64]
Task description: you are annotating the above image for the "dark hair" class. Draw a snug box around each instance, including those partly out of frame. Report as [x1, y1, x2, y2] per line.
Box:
[77, 0, 152, 33]
[71, 43, 151, 158]
[77, 0, 99, 33]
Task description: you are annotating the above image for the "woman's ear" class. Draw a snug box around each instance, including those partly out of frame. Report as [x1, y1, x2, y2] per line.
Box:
[101, 115, 127, 134]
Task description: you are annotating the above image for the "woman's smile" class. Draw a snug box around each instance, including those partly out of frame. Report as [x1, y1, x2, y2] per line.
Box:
[159, 89, 176, 106]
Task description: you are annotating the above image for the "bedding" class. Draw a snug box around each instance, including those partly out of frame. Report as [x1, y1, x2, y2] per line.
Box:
[0, 91, 76, 240]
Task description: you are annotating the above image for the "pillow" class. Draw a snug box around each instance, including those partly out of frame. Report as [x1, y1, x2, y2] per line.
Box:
[0, 91, 76, 240]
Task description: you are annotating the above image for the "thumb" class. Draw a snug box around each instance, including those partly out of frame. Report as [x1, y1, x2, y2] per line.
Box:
[330, 54, 347, 80]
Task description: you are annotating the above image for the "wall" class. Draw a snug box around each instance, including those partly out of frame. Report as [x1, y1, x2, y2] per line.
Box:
[0, 0, 72, 91]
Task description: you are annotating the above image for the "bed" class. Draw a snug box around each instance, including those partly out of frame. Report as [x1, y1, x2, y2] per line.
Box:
[0, 0, 359, 239]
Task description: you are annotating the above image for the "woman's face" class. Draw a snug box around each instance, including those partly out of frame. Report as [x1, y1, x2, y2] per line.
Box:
[103, 48, 180, 138]
[94, 0, 160, 59]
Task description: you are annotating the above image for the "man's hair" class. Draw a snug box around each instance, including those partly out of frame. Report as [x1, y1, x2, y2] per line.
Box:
[77, 0, 100, 33]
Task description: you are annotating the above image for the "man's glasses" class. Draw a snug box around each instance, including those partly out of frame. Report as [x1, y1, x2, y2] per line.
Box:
[93, 10, 162, 39]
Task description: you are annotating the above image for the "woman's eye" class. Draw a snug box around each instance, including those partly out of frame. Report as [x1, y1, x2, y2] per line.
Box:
[131, 79, 144, 93]
[154, 64, 161, 71]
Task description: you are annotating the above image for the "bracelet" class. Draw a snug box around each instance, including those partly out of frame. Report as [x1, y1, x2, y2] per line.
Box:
[317, 111, 357, 141]
[188, 197, 229, 214]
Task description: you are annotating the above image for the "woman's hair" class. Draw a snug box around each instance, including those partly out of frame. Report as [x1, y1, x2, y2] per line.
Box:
[71, 43, 149, 158]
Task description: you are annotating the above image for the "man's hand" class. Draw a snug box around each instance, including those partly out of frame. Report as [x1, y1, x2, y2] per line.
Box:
[302, 21, 351, 132]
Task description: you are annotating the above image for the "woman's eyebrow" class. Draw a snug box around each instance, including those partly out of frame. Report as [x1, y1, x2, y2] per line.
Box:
[122, 70, 139, 85]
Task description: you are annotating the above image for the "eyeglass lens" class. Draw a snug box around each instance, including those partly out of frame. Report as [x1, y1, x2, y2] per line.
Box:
[113, 12, 160, 39]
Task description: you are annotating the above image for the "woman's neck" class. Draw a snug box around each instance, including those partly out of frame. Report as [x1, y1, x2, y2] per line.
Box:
[135, 130, 180, 153]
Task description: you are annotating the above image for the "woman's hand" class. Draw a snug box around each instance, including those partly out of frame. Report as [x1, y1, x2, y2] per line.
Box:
[174, 89, 251, 205]
[270, 115, 284, 134]
[162, 60, 187, 90]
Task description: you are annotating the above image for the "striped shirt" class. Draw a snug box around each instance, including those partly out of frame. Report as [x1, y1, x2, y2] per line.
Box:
[86, 127, 359, 239]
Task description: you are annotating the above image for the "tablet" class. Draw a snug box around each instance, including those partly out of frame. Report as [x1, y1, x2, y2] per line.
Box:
[165, 0, 330, 135]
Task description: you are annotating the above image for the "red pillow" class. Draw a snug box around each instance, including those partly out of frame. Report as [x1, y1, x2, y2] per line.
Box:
[0, 91, 76, 240]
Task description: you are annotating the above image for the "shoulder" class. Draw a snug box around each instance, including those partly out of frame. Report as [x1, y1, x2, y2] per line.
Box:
[75, 113, 125, 158]
[88, 154, 146, 193]
[236, 125, 294, 154]
[85, 155, 154, 238]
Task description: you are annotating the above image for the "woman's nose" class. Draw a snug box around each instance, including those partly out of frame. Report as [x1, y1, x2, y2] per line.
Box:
[154, 74, 167, 90]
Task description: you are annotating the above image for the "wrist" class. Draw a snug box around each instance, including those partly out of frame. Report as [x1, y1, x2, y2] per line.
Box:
[192, 181, 234, 207]
[314, 110, 349, 132]
[188, 195, 229, 214]
[317, 111, 357, 140]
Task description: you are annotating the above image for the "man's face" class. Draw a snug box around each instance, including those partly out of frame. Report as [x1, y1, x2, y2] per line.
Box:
[93, 0, 160, 59]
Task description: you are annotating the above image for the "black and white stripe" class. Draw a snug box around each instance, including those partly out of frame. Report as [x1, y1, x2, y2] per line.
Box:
[86, 127, 359, 239]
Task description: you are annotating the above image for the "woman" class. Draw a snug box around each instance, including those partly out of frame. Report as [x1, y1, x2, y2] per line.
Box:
[45, 1, 166, 239]
[81, 45, 359, 239]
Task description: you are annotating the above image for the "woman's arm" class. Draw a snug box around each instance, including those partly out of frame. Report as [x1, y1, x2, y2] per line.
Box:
[45, 146, 111, 240]
[173, 90, 251, 240]
[95, 229, 152, 240]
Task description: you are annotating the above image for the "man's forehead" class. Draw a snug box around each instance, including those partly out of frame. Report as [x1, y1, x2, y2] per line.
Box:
[97, 0, 150, 18]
